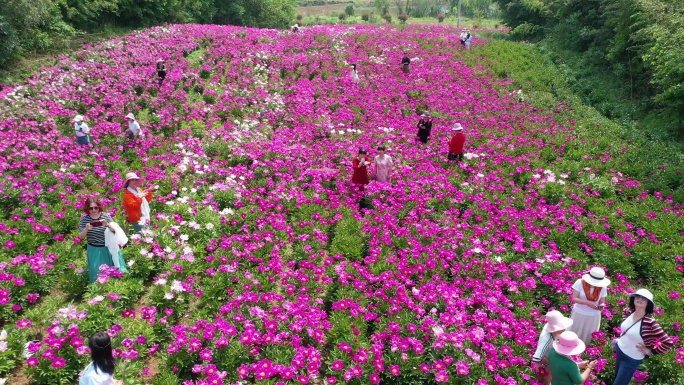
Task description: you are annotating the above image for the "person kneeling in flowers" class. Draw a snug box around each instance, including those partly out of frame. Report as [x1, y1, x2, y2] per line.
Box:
[79, 332, 123, 385]
[122, 172, 153, 232]
[78, 198, 128, 283]
[547, 331, 597, 385]
[612, 289, 674, 385]
[532, 310, 573, 385]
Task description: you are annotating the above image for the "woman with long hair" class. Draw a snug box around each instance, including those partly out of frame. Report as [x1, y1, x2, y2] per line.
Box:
[80, 332, 122, 385]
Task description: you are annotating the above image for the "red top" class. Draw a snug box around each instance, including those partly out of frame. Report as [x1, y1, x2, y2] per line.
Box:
[351, 156, 372, 185]
[449, 133, 466, 154]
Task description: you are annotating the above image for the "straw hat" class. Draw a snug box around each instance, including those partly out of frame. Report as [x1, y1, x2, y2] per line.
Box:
[125, 113, 136, 120]
[629, 288, 655, 307]
[543, 310, 573, 333]
[453, 123, 463, 131]
[582, 267, 610, 288]
[553, 331, 586, 356]
[124, 172, 141, 187]
[73, 115, 84, 122]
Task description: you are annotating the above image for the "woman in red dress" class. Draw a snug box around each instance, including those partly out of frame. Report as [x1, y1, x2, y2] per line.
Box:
[352, 148, 372, 191]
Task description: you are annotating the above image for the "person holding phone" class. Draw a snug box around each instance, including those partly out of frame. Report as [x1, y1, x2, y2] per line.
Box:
[78, 198, 128, 283]
[547, 331, 597, 385]
[568, 266, 610, 345]
[351, 148, 372, 191]
[122, 172, 153, 232]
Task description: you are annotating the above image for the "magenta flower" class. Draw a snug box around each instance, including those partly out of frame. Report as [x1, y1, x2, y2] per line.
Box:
[51, 356, 66, 369]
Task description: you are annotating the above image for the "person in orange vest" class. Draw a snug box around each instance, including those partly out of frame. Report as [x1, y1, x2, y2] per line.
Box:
[448, 123, 466, 161]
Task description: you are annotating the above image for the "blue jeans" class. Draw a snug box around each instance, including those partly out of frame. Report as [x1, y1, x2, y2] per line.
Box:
[132, 223, 143, 232]
[613, 345, 643, 385]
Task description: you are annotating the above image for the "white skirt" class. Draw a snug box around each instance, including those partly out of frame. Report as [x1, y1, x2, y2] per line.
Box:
[568, 311, 601, 346]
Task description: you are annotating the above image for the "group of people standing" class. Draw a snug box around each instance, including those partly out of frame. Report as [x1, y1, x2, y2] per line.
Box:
[78, 172, 153, 283]
[531, 267, 674, 385]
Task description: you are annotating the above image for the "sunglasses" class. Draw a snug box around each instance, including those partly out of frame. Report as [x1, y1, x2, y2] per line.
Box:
[88, 206, 100, 211]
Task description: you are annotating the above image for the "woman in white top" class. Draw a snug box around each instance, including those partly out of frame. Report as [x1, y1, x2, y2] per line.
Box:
[124, 113, 142, 140]
[373, 146, 394, 183]
[74, 115, 91, 146]
[351, 64, 360, 84]
[80, 332, 122, 385]
[531, 310, 573, 385]
[567, 267, 610, 345]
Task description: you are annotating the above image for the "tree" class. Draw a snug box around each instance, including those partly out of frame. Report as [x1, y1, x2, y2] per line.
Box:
[213, 0, 296, 29]
[345, 3, 355, 16]
[374, 0, 390, 15]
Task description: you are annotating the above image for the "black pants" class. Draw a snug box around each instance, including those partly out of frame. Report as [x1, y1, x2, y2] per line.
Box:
[448, 152, 463, 161]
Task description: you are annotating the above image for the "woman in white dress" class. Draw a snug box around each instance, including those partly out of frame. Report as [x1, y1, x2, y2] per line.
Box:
[80, 332, 122, 385]
[351, 64, 360, 84]
[567, 267, 610, 345]
[373, 146, 394, 183]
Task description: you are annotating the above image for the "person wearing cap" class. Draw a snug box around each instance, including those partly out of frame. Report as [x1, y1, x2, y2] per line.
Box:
[401, 52, 411, 73]
[568, 266, 610, 345]
[447, 123, 466, 161]
[416, 112, 433, 144]
[351, 148, 372, 191]
[122, 172, 153, 232]
[372, 145, 393, 183]
[74, 115, 91, 146]
[156, 59, 166, 86]
[124, 113, 142, 140]
[79, 332, 123, 385]
[78, 198, 128, 283]
[532, 310, 574, 385]
[547, 331, 597, 385]
[612, 289, 674, 385]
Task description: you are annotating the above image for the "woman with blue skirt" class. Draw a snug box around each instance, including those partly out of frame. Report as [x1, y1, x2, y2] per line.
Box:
[78, 198, 128, 283]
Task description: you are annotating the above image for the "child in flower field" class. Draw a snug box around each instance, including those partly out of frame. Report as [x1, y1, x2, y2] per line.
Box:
[531, 310, 574, 385]
[568, 267, 610, 345]
[122, 172, 153, 232]
[78, 198, 128, 283]
[79, 332, 123, 385]
[352, 148, 372, 191]
[612, 289, 674, 385]
[74, 115, 91, 146]
[447, 122, 466, 161]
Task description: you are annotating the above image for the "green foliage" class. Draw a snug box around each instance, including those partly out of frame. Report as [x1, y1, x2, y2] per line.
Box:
[213, 0, 297, 29]
[344, 3, 355, 16]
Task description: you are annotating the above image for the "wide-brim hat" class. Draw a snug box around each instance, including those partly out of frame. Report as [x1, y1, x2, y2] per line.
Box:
[543, 310, 573, 333]
[553, 331, 585, 356]
[125, 113, 135, 120]
[453, 123, 463, 131]
[582, 267, 610, 288]
[124, 172, 141, 187]
[157, 59, 165, 62]
[630, 289, 655, 307]
[421, 112, 431, 117]
[73, 115, 84, 122]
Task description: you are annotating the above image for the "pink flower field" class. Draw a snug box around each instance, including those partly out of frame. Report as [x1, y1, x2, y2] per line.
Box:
[0, 23, 682, 384]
